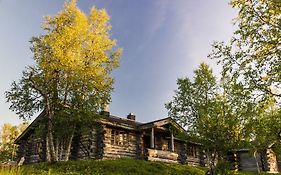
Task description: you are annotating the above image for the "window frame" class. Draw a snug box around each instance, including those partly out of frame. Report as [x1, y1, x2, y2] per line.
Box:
[110, 129, 129, 146]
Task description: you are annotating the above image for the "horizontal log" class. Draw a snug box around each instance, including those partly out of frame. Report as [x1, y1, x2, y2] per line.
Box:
[104, 149, 136, 154]
[103, 153, 136, 158]
[104, 143, 137, 148]
[186, 156, 200, 161]
[147, 149, 178, 161]
[147, 157, 178, 164]
[101, 121, 136, 130]
[104, 147, 136, 151]
[103, 151, 136, 156]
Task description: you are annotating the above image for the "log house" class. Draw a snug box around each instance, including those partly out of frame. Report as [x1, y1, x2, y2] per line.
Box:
[14, 111, 203, 165]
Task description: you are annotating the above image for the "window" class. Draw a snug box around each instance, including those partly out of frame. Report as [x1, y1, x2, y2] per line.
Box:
[35, 141, 42, 155]
[111, 130, 128, 146]
[187, 145, 197, 157]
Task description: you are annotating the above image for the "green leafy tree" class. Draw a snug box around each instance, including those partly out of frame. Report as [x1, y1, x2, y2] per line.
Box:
[165, 63, 217, 129]
[0, 123, 28, 163]
[6, 0, 121, 162]
[166, 64, 222, 163]
[210, 0, 280, 98]
[209, 0, 281, 153]
[166, 63, 255, 167]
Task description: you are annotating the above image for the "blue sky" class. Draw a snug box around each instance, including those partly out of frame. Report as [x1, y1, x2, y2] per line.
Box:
[0, 0, 237, 126]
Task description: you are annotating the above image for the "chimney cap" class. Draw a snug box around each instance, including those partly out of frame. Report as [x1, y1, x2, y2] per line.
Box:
[127, 113, 136, 121]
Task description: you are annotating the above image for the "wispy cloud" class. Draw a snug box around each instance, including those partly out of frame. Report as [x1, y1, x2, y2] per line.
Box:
[136, 0, 169, 52]
[146, 0, 169, 35]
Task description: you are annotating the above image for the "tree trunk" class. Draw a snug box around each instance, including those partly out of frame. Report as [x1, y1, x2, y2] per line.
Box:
[55, 138, 59, 161]
[46, 100, 57, 162]
[63, 127, 75, 161]
[47, 118, 56, 162]
[254, 150, 260, 173]
[46, 134, 51, 162]
[59, 142, 63, 161]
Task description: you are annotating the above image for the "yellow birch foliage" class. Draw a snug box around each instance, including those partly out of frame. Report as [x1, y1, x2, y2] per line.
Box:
[32, 0, 121, 106]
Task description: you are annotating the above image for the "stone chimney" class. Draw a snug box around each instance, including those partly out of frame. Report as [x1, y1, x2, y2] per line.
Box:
[100, 104, 110, 117]
[127, 113, 136, 121]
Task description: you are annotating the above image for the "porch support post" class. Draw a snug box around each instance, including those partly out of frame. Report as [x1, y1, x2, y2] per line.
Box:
[171, 133, 174, 152]
[151, 127, 154, 148]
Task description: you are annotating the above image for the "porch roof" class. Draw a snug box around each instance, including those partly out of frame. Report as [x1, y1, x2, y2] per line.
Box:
[139, 117, 186, 133]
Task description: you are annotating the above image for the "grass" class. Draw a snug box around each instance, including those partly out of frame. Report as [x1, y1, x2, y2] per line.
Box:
[22, 159, 207, 175]
[0, 159, 280, 175]
[0, 166, 22, 175]
[1, 159, 207, 175]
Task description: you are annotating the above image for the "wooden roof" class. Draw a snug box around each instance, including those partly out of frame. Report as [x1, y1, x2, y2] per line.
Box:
[14, 111, 46, 144]
[139, 117, 186, 133]
[14, 112, 188, 144]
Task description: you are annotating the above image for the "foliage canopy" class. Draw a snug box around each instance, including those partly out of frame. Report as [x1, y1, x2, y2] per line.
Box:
[5, 0, 121, 162]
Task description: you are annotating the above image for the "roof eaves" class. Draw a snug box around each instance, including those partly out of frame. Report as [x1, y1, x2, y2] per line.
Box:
[14, 111, 46, 144]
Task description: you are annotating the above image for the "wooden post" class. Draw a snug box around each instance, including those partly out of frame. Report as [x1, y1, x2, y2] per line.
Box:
[151, 128, 154, 148]
[171, 133, 174, 152]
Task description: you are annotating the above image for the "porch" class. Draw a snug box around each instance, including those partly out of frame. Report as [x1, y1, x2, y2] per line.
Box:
[142, 126, 181, 163]
[147, 148, 178, 163]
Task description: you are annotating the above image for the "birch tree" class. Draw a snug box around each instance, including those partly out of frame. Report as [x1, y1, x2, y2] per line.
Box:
[209, 0, 281, 153]
[166, 63, 255, 166]
[0, 123, 28, 162]
[6, 0, 121, 162]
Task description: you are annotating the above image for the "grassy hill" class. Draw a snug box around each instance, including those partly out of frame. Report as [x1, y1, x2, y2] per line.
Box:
[0, 159, 278, 175]
[1, 159, 206, 175]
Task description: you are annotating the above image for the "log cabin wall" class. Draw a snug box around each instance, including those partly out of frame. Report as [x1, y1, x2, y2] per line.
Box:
[186, 143, 201, 166]
[154, 132, 169, 151]
[237, 151, 263, 172]
[265, 148, 278, 173]
[102, 126, 138, 159]
[71, 124, 105, 160]
[15, 115, 207, 166]
[19, 134, 45, 164]
[17, 140, 27, 162]
[136, 131, 144, 159]
[71, 129, 97, 160]
[174, 141, 187, 163]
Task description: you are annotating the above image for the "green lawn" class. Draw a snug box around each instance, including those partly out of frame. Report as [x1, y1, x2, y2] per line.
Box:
[0, 159, 280, 175]
[1, 159, 207, 175]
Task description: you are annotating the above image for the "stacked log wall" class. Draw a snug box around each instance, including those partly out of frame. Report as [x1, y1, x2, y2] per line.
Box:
[174, 141, 187, 164]
[102, 127, 138, 159]
[265, 148, 279, 173]
[73, 129, 98, 160]
[17, 140, 27, 161]
[21, 134, 44, 164]
[136, 131, 144, 159]
[237, 151, 263, 172]
[185, 143, 201, 166]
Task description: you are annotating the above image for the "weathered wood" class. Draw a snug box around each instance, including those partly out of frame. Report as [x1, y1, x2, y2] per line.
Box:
[102, 127, 138, 159]
[171, 133, 174, 152]
[148, 157, 178, 164]
[151, 128, 154, 148]
[100, 119, 136, 131]
[174, 141, 187, 164]
[140, 118, 171, 130]
[186, 156, 201, 166]
[147, 149, 178, 162]
[15, 114, 205, 167]
[238, 151, 263, 172]
[266, 148, 278, 173]
[18, 157, 25, 166]
[155, 126, 168, 131]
